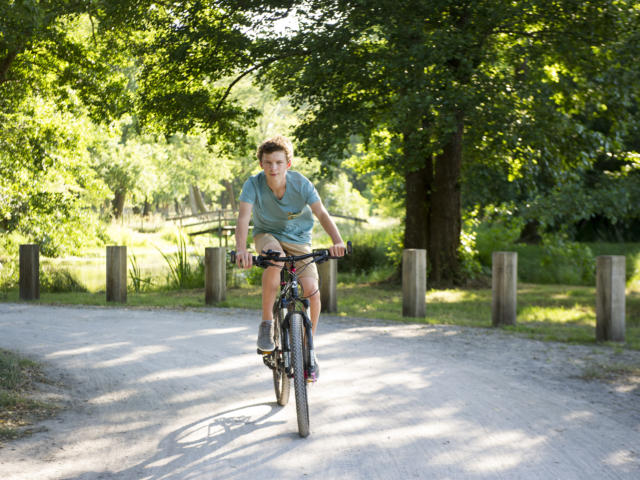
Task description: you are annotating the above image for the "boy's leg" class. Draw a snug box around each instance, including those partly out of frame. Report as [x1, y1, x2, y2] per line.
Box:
[254, 234, 284, 352]
[279, 240, 320, 334]
[300, 276, 321, 335]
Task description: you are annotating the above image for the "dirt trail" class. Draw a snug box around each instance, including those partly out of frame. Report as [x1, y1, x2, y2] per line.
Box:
[0, 303, 639, 479]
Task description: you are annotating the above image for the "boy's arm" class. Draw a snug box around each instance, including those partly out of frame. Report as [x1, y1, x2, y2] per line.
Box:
[310, 200, 346, 257]
[235, 201, 253, 268]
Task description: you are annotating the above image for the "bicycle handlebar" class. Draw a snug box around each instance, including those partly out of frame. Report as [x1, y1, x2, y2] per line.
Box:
[230, 241, 352, 267]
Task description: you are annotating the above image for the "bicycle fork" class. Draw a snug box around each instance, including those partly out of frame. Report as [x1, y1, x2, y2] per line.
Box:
[281, 307, 316, 379]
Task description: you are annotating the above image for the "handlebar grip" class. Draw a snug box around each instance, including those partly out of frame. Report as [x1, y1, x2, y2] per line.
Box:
[230, 250, 236, 264]
[347, 240, 352, 255]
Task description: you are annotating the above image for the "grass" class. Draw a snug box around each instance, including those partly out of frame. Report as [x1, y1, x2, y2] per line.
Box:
[0, 349, 59, 442]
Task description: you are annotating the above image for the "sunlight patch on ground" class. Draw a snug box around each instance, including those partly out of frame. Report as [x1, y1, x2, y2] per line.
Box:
[89, 388, 139, 405]
[168, 327, 246, 341]
[94, 345, 171, 368]
[47, 342, 130, 359]
[429, 427, 547, 475]
[145, 454, 183, 469]
[605, 449, 639, 467]
[562, 411, 593, 422]
[427, 290, 474, 303]
[518, 305, 594, 325]
[137, 357, 246, 383]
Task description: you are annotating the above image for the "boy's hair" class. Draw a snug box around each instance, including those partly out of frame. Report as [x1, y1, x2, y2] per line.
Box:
[256, 135, 293, 164]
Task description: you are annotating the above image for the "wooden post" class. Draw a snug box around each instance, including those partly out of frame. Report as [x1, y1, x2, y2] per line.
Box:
[318, 259, 337, 313]
[19, 244, 40, 300]
[492, 252, 518, 327]
[402, 249, 426, 317]
[106, 246, 127, 303]
[596, 255, 626, 342]
[205, 247, 226, 304]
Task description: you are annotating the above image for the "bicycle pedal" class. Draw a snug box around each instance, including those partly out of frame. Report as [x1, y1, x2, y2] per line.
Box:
[257, 348, 274, 355]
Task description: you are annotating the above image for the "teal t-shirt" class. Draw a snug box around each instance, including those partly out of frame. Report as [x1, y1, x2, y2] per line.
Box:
[239, 171, 321, 244]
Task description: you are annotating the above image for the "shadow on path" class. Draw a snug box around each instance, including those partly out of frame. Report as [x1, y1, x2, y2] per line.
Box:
[68, 401, 295, 480]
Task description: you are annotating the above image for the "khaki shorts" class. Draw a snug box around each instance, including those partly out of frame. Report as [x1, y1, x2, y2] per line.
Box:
[254, 233, 319, 281]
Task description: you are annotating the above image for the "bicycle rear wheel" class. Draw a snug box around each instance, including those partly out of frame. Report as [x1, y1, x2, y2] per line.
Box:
[272, 307, 290, 406]
[290, 312, 310, 437]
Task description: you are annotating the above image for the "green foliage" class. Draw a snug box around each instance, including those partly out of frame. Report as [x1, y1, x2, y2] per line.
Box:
[520, 154, 640, 239]
[538, 234, 596, 285]
[158, 233, 204, 289]
[40, 268, 88, 294]
[0, 259, 17, 299]
[474, 211, 525, 267]
[318, 172, 370, 219]
[130, 1, 260, 146]
[0, 95, 110, 256]
[471, 213, 598, 285]
[587, 243, 640, 286]
[245, 267, 264, 287]
[128, 253, 153, 293]
[337, 227, 400, 274]
[0, 349, 34, 391]
[458, 222, 484, 281]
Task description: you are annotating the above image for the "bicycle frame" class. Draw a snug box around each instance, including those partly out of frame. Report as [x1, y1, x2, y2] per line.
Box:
[276, 262, 315, 377]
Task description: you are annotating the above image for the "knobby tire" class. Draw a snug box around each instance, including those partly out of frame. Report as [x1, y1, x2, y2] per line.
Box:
[290, 313, 310, 437]
[272, 307, 290, 406]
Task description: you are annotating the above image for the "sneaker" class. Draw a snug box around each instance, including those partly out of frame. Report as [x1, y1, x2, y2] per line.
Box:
[257, 321, 275, 353]
[307, 353, 320, 383]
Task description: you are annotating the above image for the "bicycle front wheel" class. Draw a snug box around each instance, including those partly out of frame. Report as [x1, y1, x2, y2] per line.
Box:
[273, 307, 290, 406]
[290, 312, 310, 437]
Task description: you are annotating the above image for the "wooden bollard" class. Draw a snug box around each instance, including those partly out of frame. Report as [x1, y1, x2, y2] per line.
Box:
[318, 259, 337, 313]
[205, 247, 226, 304]
[596, 255, 626, 342]
[106, 246, 127, 303]
[19, 244, 40, 300]
[492, 252, 517, 327]
[402, 249, 426, 317]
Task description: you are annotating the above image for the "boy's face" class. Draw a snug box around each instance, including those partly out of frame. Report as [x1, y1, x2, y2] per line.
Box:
[260, 150, 290, 181]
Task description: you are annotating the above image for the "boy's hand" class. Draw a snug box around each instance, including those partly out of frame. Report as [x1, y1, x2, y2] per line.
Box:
[329, 242, 346, 257]
[235, 250, 253, 269]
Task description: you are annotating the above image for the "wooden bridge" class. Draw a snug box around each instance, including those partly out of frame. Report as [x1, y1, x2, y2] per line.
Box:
[167, 209, 367, 245]
[167, 209, 242, 245]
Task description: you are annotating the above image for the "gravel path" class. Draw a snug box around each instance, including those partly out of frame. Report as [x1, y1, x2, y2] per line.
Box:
[0, 303, 639, 479]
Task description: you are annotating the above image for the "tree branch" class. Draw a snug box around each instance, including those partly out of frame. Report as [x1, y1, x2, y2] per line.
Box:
[213, 50, 304, 112]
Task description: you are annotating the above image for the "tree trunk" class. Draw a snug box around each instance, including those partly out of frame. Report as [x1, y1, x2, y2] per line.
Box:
[174, 197, 183, 216]
[0, 51, 18, 84]
[189, 185, 207, 214]
[142, 196, 151, 217]
[428, 116, 463, 286]
[223, 180, 237, 211]
[112, 190, 126, 219]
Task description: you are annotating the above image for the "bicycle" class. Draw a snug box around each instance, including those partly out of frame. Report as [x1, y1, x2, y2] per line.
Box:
[230, 242, 351, 437]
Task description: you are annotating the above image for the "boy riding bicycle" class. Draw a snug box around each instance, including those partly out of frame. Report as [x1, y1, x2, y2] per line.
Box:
[234, 135, 346, 360]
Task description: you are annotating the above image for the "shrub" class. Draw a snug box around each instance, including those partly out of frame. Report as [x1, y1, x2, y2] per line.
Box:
[40, 268, 88, 293]
[539, 234, 595, 285]
[0, 260, 18, 299]
[339, 228, 398, 273]
[128, 253, 153, 293]
[246, 267, 263, 286]
[475, 216, 525, 267]
[158, 233, 204, 289]
[458, 227, 485, 281]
